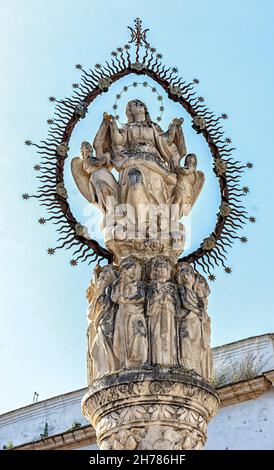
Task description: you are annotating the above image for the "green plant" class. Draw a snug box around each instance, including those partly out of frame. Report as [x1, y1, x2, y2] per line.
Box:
[211, 361, 232, 388]
[211, 352, 268, 388]
[2, 441, 14, 450]
[40, 422, 49, 439]
[67, 421, 82, 432]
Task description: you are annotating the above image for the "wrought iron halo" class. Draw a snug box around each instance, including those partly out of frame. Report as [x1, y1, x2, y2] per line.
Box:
[23, 17, 254, 279]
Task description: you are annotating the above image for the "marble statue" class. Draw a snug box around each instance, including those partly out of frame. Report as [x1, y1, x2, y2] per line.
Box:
[146, 256, 179, 367]
[172, 153, 205, 218]
[79, 100, 217, 450]
[71, 141, 120, 214]
[86, 256, 213, 381]
[111, 257, 148, 369]
[71, 100, 205, 263]
[84, 256, 217, 450]
[86, 265, 118, 381]
[194, 273, 213, 380]
[176, 262, 212, 379]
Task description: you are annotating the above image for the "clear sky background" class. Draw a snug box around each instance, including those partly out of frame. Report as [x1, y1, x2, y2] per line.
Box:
[0, 0, 273, 414]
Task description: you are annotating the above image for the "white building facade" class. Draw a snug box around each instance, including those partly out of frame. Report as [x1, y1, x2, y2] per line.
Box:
[1, 333, 274, 450]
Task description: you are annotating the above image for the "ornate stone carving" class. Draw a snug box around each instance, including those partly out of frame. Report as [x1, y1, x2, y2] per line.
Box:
[111, 257, 148, 369]
[82, 370, 219, 450]
[71, 100, 204, 264]
[176, 263, 213, 381]
[86, 257, 214, 385]
[86, 265, 118, 383]
[71, 141, 119, 214]
[146, 257, 179, 367]
[73, 99, 218, 449]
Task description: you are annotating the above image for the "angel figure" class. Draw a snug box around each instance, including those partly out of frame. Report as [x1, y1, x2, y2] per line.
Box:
[172, 153, 205, 218]
[71, 141, 120, 214]
[86, 265, 118, 382]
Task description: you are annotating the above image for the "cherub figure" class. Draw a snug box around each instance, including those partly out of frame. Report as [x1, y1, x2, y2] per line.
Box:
[71, 141, 120, 214]
[172, 153, 205, 218]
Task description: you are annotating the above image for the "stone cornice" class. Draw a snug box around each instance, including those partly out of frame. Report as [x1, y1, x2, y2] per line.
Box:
[14, 425, 96, 450]
[13, 371, 274, 450]
[218, 372, 274, 407]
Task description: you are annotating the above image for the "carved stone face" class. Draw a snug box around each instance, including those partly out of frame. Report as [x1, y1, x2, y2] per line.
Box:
[134, 240, 145, 251]
[126, 100, 146, 123]
[116, 430, 128, 445]
[185, 154, 197, 169]
[176, 263, 195, 287]
[195, 274, 210, 298]
[151, 260, 172, 282]
[97, 267, 116, 292]
[81, 141, 93, 159]
[156, 263, 169, 282]
[150, 240, 161, 251]
[121, 260, 142, 281]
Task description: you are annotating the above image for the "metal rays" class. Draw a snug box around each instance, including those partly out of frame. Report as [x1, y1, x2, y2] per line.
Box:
[23, 18, 253, 278]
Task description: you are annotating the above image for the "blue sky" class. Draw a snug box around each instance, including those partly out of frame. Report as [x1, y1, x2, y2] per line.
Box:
[0, 0, 273, 414]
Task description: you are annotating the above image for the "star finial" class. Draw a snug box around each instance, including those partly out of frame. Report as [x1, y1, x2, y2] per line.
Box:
[128, 17, 149, 47]
[128, 18, 149, 61]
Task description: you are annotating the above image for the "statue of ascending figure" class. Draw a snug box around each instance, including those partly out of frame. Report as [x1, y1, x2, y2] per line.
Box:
[71, 100, 205, 260]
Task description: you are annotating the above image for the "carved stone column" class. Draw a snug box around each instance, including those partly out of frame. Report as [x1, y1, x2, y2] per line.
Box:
[77, 98, 220, 450]
[82, 254, 220, 450]
[82, 369, 219, 450]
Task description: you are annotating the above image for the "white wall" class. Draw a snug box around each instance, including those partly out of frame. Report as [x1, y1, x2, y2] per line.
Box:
[205, 389, 274, 450]
[0, 333, 273, 449]
[0, 389, 88, 448]
[213, 334, 274, 374]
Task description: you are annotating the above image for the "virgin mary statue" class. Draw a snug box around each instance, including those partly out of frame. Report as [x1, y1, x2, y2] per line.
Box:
[71, 99, 205, 241]
[93, 99, 187, 216]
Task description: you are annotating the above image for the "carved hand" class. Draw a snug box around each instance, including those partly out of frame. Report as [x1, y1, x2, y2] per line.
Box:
[171, 117, 184, 127]
[103, 112, 114, 123]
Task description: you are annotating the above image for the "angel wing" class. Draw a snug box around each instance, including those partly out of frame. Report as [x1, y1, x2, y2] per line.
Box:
[71, 157, 95, 204]
[191, 170, 205, 208]
[175, 169, 205, 217]
[86, 281, 96, 304]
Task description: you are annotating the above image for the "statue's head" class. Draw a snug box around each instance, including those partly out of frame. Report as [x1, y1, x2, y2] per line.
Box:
[120, 256, 142, 281]
[147, 256, 173, 282]
[80, 141, 93, 159]
[176, 262, 195, 287]
[185, 153, 197, 169]
[126, 99, 151, 124]
[194, 273, 210, 298]
[96, 265, 117, 292]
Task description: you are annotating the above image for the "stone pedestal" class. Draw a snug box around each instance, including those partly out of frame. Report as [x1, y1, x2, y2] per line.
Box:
[77, 98, 220, 450]
[82, 368, 219, 450]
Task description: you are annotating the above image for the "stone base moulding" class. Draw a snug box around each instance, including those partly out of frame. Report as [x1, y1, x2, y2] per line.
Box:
[82, 368, 219, 450]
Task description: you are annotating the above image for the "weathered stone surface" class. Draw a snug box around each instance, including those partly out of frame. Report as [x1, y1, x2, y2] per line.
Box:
[72, 99, 219, 450]
[71, 100, 204, 265]
[86, 257, 213, 384]
[82, 369, 219, 450]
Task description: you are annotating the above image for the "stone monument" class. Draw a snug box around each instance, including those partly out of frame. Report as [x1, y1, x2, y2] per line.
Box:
[75, 100, 219, 449]
[24, 17, 252, 451]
